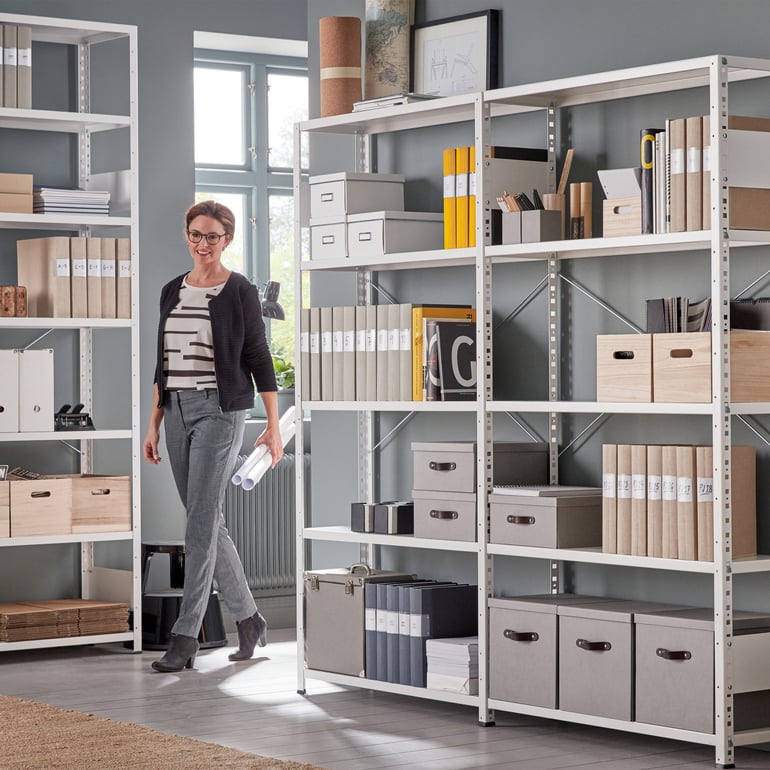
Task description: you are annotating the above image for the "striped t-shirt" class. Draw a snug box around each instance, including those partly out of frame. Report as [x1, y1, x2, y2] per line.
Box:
[163, 276, 226, 390]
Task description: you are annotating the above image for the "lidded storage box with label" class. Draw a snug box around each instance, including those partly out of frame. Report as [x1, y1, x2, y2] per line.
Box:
[347, 211, 443, 258]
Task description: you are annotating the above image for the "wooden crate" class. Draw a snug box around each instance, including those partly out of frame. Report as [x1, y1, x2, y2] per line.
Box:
[731, 331, 770, 401]
[596, 334, 652, 402]
[71, 475, 131, 533]
[602, 196, 641, 237]
[9, 478, 72, 537]
[0, 481, 9, 538]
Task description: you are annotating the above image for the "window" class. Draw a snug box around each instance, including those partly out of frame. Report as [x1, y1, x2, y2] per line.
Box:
[193, 47, 308, 363]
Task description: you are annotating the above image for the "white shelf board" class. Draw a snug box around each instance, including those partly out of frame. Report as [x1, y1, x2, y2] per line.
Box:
[0, 12, 134, 46]
[488, 699, 716, 746]
[731, 555, 770, 574]
[303, 400, 477, 413]
[488, 544, 716, 573]
[734, 727, 770, 747]
[0, 107, 130, 133]
[0, 632, 133, 653]
[2, 531, 133, 547]
[304, 526, 480, 552]
[0, 317, 131, 329]
[306, 668, 479, 707]
[0, 212, 131, 230]
[1, 429, 131, 442]
[490, 400, 714, 415]
[301, 247, 476, 272]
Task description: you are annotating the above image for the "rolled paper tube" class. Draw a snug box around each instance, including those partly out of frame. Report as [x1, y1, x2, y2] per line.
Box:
[580, 182, 593, 238]
[241, 416, 297, 490]
[320, 16, 362, 117]
[231, 405, 296, 485]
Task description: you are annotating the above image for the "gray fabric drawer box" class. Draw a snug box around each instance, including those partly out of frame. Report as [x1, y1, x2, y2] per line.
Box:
[489, 594, 609, 708]
[412, 489, 477, 542]
[304, 565, 414, 677]
[412, 441, 548, 493]
[558, 600, 683, 720]
[489, 489, 602, 548]
[635, 607, 770, 733]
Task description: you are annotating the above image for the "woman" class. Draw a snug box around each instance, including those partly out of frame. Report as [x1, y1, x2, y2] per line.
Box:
[143, 200, 283, 672]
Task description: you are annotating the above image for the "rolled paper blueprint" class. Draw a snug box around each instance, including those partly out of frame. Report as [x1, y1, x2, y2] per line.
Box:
[231, 405, 296, 486]
[241, 411, 296, 490]
[320, 16, 361, 117]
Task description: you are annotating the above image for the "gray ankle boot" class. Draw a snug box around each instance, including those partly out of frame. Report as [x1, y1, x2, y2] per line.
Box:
[229, 611, 267, 661]
[151, 633, 199, 672]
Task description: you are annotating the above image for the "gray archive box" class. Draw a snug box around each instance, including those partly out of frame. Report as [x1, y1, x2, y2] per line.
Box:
[635, 607, 770, 734]
[309, 172, 405, 219]
[558, 600, 684, 720]
[489, 594, 609, 708]
[412, 441, 548, 494]
[304, 565, 414, 677]
[489, 488, 603, 548]
[412, 489, 477, 542]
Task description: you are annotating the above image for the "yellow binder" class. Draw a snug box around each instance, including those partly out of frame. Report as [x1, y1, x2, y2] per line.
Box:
[442, 148, 456, 249]
[468, 145, 476, 247]
[455, 146, 470, 248]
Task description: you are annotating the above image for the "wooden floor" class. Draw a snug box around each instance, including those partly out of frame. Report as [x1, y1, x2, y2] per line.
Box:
[1, 629, 769, 770]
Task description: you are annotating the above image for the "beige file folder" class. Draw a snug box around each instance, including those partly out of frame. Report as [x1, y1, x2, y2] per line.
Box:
[630, 444, 647, 556]
[646, 444, 663, 558]
[615, 444, 632, 555]
[685, 116, 703, 231]
[86, 238, 102, 319]
[300, 307, 311, 403]
[0, 349, 19, 432]
[387, 303, 401, 401]
[320, 306, 333, 401]
[376, 304, 390, 401]
[676, 445, 697, 560]
[355, 305, 367, 401]
[601, 443, 617, 553]
[16, 236, 71, 318]
[116, 238, 131, 319]
[342, 305, 356, 401]
[695, 445, 713, 562]
[16, 25, 31, 110]
[19, 348, 54, 433]
[3, 25, 17, 109]
[399, 303, 412, 401]
[309, 307, 321, 402]
[661, 444, 678, 558]
[365, 305, 377, 401]
[69, 237, 88, 318]
[332, 305, 344, 401]
[100, 237, 117, 319]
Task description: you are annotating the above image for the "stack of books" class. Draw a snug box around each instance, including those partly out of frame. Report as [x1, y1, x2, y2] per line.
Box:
[426, 636, 479, 695]
[33, 187, 111, 215]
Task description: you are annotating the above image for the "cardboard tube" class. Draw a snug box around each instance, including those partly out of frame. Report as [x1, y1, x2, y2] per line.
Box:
[570, 182, 582, 239]
[580, 182, 593, 238]
[320, 17, 362, 117]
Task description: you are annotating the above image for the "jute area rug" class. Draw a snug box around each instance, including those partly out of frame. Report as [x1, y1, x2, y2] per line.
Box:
[0, 694, 326, 770]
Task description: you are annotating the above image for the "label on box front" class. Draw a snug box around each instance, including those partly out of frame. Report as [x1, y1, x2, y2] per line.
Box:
[409, 614, 429, 637]
[670, 147, 685, 175]
[647, 474, 662, 500]
[603, 473, 616, 498]
[697, 476, 713, 502]
[18, 48, 31, 68]
[343, 330, 355, 352]
[118, 260, 131, 278]
[398, 611, 409, 634]
[332, 330, 343, 352]
[72, 259, 87, 277]
[55, 259, 70, 277]
[632, 474, 646, 500]
[662, 474, 677, 501]
[376, 609, 387, 632]
[386, 610, 398, 634]
[321, 330, 332, 353]
[101, 260, 116, 278]
[677, 476, 693, 503]
[4, 48, 16, 67]
[617, 473, 631, 499]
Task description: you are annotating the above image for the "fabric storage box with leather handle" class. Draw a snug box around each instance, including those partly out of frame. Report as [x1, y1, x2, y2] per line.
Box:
[635, 607, 770, 733]
[411, 489, 477, 542]
[303, 564, 414, 677]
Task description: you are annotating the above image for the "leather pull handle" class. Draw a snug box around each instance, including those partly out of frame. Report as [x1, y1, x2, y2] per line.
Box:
[504, 629, 539, 642]
[576, 638, 611, 652]
[507, 515, 535, 525]
[430, 510, 459, 520]
[656, 647, 692, 661]
[429, 461, 456, 471]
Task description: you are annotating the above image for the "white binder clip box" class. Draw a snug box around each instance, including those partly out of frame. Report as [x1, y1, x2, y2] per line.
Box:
[19, 348, 54, 432]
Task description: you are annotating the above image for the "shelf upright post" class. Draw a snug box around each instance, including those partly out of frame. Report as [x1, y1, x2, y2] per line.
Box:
[710, 55, 735, 769]
[475, 93, 494, 727]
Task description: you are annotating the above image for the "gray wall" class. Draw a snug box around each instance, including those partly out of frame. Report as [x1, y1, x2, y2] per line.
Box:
[306, 1, 770, 608]
[0, 0, 306, 599]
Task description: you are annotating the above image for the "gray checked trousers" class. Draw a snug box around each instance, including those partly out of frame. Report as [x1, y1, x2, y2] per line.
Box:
[163, 388, 257, 638]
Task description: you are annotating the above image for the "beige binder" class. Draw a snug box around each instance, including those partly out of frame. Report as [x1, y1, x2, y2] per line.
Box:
[702, 115, 711, 228]
[365, 304, 377, 401]
[376, 304, 390, 401]
[669, 118, 686, 233]
[630, 444, 647, 556]
[309, 306, 321, 402]
[86, 238, 102, 319]
[685, 116, 702, 231]
[0, 349, 19, 432]
[16, 25, 31, 110]
[676, 445, 697, 560]
[695, 445, 713, 562]
[601, 443, 617, 553]
[320, 306, 333, 401]
[646, 444, 663, 558]
[387, 303, 401, 401]
[331, 305, 344, 401]
[116, 238, 131, 318]
[16, 236, 71, 318]
[19, 348, 54, 433]
[661, 444, 678, 558]
[355, 305, 367, 401]
[3, 25, 17, 109]
[615, 444, 632, 555]
[100, 237, 117, 319]
[300, 307, 311, 403]
[69, 237, 88, 318]
[342, 305, 356, 401]
[399, 303, 412, 401]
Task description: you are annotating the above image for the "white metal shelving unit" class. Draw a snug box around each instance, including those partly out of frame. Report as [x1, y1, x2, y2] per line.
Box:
[294, 54, 770, 767]
[0, 13, 141, 654]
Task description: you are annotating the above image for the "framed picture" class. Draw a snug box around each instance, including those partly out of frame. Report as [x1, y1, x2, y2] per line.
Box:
[411, 10, 500, 97]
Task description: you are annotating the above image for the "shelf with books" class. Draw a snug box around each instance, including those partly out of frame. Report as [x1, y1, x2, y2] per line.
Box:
[303, 525, 480, 553]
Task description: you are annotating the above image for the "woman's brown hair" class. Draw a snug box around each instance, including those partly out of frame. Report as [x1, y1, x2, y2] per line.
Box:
[184, 199, 236, 237]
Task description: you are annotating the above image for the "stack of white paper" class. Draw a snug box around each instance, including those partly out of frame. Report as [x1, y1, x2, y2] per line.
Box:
[425, 636, 479, 695]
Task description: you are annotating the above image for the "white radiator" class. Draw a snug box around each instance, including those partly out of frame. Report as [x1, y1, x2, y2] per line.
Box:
[224, 452, 310, 593]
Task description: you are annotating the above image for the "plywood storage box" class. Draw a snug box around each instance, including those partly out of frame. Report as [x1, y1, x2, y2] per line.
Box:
[309, 172, 405, 219]
[488, 594, 610, 708]
[0, 481, 9, 538]
[9, 477, 72, 537]
[489, 489, 602, 548]
[596, 334, 652, 402]
[558, 600, 684, 720]
[347, 211, 443, 258]
[71, 475, 131, 533]
[602, 196, 641, 237]
[412, 441, 548, 494]
[411, 489, 477, 542]
[303, 566, 414, 677]
[635, 607, 770, 733]
[653, 330, 770, 402]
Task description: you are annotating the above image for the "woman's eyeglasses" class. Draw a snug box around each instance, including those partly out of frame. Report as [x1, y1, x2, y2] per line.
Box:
[187, 230, 228, 245]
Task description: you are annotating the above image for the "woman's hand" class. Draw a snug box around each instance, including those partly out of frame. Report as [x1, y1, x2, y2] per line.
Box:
[254, 423, 284, 468]
[143, 427, 162, 464]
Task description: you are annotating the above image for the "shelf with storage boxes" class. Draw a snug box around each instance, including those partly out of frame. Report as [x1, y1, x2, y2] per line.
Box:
[0, 11, 140, 653]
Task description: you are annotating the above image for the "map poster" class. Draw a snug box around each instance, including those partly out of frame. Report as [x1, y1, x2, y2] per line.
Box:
[364, 0, 413, 99]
